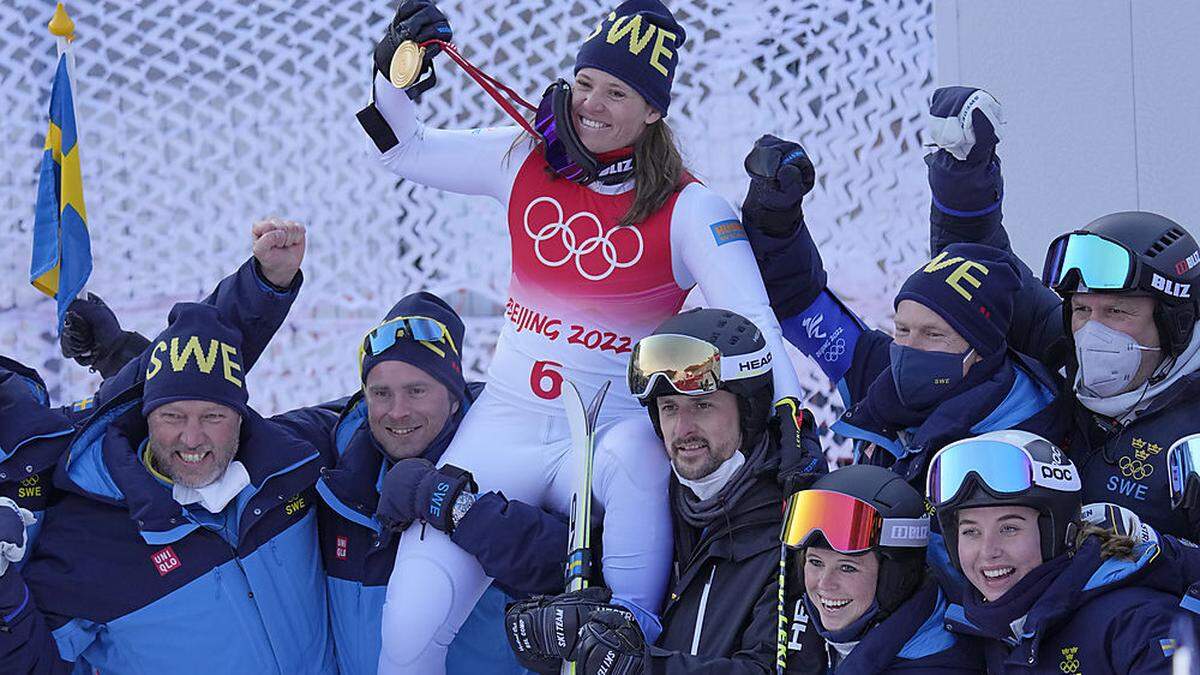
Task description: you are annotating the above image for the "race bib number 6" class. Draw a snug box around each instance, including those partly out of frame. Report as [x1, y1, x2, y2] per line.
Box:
[530, 360, 564, 400]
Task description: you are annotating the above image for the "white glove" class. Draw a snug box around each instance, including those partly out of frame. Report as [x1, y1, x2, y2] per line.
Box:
[925, 89, 1005, 161]
[1081, 502, 1158, 546]
[0, 496, 37, 577]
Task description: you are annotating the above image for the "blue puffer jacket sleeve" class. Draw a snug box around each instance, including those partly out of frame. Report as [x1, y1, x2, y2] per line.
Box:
[746, 223, 891, 407]
[96, 257, 302, 402]
[0, 570, 70, 674]
[451, 492, 569, 597]
[926, 148, 1067, 369]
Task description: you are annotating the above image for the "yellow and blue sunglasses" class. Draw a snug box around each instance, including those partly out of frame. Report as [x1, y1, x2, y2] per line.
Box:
[358, 315, 459, 369]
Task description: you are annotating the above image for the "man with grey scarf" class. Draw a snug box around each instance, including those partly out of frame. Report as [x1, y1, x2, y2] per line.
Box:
[505, 308, 827, 674]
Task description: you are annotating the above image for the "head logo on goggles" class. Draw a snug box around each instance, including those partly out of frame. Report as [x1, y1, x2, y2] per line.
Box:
[628, 334, 772, 399]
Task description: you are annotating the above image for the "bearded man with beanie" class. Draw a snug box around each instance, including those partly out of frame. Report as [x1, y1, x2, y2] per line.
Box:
[741, 137, 1067, 486]
[505, 308, 828, 674]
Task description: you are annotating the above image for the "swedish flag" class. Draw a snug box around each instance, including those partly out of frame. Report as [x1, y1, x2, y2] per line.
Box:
[31, 52, 92, 331]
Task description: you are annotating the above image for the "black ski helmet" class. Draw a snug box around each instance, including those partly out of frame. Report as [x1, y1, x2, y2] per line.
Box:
[1048, 211, 1200, 358]
[799, 465, 928, 615]
[630, 308, 775, 447]
[930, 430, 1082, 571]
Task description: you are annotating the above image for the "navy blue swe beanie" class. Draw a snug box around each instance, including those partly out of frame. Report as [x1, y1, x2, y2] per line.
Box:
[575, 0, 686, 115]
[894, 243, 1022, 357]
[142, 303, 249, 418]
[359, 291, 466, 399]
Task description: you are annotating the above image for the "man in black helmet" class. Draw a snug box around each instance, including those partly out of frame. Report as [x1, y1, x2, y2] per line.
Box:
[919, 86, 1200, 541]
[504, 307, 827, 674]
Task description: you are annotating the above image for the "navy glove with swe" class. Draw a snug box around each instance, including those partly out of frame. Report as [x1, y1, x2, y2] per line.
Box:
[377, 458, 476, 533]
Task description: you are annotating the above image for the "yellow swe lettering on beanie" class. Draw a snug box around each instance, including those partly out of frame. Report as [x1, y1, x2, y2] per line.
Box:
[922, 252, 990, 301]
[220, 342, 243, 387]
[168, 336, 221, 374]
[145, 340, 167, 380]
[606, 15, 657, 55]
[648, 29, 677, 77]
[585, 11, 618, 41]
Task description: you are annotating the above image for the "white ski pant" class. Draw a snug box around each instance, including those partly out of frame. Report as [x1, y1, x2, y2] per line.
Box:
[377, 388, 673, 674]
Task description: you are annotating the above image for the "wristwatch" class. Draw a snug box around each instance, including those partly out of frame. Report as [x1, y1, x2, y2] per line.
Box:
[450, 491, 477, 531]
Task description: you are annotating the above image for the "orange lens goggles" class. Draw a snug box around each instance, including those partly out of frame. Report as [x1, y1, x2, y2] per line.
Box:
[781, 489, 928, 553]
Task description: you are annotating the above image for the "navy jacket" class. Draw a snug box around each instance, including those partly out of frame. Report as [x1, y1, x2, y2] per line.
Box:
[0, 258, 298, 558]
[308, 386, 567, 675]
[945, 537, 1195, 674]
[926, 146, 1200, 541]
[745, 221, 1065, 486]
[3, 376, 337, 674]
[784, 580, 985, 674]
[0, 358, 77, 555]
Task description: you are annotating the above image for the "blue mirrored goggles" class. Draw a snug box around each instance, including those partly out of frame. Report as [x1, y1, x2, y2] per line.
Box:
[1043, 231, 1139, 293]
[1168, 435, 1200, 510]
[361, 315, 458, 359]
[926, 440, 1080, 507]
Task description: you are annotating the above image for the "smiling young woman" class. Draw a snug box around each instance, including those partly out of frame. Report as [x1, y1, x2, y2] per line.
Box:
[928, 430, 1189, 673]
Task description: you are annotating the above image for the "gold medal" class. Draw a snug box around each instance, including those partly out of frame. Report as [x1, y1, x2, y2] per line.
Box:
[389, 41, 425, 89]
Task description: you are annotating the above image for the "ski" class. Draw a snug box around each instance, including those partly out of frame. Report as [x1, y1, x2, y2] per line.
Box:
[560, 379, 609, 675]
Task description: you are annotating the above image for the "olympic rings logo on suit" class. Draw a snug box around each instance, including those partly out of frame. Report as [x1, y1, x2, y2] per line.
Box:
[522, 196, 644, 282]
[1118, 455, 1153, 480]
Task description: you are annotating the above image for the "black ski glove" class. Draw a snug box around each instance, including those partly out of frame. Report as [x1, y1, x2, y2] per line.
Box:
[505, 587, 634, 674]
[60, 293, 150, 379]
[374, 0, 452, 93]
[774, 396, 828, 494]
[571, 611, 646, 675]
[742, 134, 816, 238]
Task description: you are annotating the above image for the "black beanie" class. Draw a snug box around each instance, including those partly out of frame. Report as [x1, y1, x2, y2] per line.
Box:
[574, 0, 686, 115]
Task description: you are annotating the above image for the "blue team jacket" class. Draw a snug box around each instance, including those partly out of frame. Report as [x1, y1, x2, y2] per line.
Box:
[310, 390, 560, 675]
[944, 537, 1195, 674]
[787, 579, 984, 674]
[0, 258, 299, 557]
[4, 377, 337, 674]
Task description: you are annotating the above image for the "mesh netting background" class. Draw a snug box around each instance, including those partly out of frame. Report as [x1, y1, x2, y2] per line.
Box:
[0, 0, 935, 463]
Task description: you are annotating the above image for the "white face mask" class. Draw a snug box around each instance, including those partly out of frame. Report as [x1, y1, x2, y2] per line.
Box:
[1074, 320, 1160, 398]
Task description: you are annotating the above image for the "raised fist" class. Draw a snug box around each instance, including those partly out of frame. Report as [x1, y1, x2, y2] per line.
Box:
[742, 135, 816, 238]
[251, 217, 305, 289]
[773, 396, 828, 493]
[60, 293, 123, 366]
[926, 86, 1003, 162]
[375, 0, 453, 90]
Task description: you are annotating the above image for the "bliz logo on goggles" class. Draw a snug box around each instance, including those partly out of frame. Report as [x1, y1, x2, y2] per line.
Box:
[1151, 273, 1191, 298]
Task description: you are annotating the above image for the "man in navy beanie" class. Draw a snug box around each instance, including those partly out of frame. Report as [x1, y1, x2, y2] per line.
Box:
[738, 134, 1070, 485]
